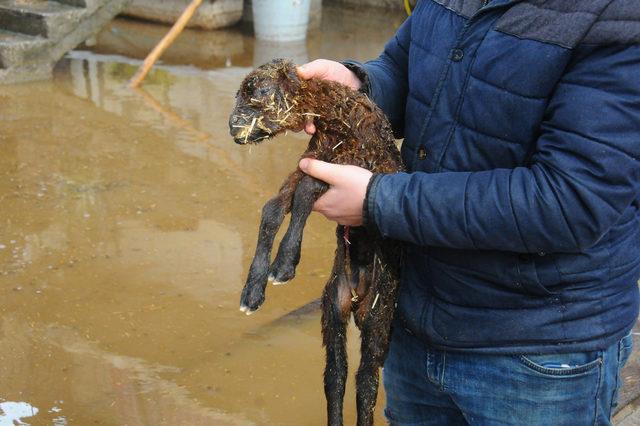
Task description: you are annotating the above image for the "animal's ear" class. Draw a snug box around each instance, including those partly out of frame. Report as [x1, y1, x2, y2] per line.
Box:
[275, 59, 302, 93]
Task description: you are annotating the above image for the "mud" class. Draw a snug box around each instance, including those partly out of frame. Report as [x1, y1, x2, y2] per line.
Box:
[0, 5, 405, 425]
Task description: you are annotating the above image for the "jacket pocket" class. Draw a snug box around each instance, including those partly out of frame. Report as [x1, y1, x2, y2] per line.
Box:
[518, 278, 557, 297]
[516, 253, 561, 296]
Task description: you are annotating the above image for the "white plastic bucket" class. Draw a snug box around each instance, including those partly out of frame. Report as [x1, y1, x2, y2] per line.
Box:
[252, 0, 311, 42]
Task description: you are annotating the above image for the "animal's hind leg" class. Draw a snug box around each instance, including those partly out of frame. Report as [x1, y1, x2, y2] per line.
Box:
[355, 274, 398, 426]
[322, 254, 352, 426]
[239, 171, 303, 314]
[269, 175, 328, 284]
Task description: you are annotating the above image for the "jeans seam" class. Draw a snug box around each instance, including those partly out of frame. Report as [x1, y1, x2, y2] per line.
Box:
[593, 351, 604, 426]
[425, 351, 434, 385]
[441, 351, 447, 391]
[610, 338, 623, 413]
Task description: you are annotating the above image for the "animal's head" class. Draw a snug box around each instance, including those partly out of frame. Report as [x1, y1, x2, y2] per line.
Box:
[229, 59, 307, 145]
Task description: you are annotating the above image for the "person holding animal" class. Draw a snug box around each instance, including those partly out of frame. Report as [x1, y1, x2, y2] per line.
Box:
[295, 0, 640, 425]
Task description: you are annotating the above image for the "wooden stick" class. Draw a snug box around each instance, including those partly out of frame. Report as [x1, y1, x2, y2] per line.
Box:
[128, 0, 203, 88]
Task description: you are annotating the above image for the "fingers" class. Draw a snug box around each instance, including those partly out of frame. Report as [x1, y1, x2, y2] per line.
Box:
[297, 59, 362, 92]
[297, 59, 329, 80]
[298, 159, 342, 185]
[298, 159, 372, 226]
[305, 118, 316, 135]
[312, 189, 334, 214]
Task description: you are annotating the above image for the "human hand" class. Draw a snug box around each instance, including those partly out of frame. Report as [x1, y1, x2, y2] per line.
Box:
[297, 59, 362, 134]
[298, 158, 372, 226]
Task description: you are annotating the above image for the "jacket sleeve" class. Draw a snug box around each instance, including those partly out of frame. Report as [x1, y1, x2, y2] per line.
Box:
[367, 44, 640, 254]
[343, 16, 411, 137]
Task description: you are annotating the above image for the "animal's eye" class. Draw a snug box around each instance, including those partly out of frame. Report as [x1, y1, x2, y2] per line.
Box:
[244, 80, 255, 94]
[254, 87, 270, 98]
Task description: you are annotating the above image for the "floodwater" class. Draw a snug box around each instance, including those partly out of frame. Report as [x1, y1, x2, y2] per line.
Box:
[0, 5, 406, 425]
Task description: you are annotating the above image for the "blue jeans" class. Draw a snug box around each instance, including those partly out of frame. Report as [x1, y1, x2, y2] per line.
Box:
[383, 325, 634, 425]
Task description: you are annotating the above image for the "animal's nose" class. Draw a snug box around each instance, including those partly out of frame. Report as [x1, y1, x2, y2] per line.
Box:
[229, 115, 241, 135]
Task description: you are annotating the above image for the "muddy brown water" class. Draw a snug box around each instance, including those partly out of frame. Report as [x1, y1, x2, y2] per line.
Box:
[0, 6, 406, 425]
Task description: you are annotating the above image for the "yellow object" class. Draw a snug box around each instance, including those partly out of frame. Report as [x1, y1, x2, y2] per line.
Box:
[404, 0, 413, 16]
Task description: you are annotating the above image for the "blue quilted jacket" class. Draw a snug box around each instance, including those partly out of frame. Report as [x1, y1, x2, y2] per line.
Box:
[351, 0, 640, 353]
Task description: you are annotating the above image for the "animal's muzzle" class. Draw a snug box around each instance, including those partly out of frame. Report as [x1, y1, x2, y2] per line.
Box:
[229, 114, 242, 137]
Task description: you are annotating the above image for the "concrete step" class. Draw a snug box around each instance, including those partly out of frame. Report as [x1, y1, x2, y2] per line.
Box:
[0, 0, 131, 83]
[0, 29, 49, 69]
[54, 0, 88, 6]
[0, 57, 51, 81]
[54, 0, 111, 15]
[0, 0, 83, 39]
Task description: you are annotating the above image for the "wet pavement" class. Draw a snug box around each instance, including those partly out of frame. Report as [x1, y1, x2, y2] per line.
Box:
[0, 5, 406, 425]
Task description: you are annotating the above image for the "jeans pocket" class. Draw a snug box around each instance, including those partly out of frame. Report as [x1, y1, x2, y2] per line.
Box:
[612, 331, 634, 409]
[518, 351, 603, 377]
[384, 407, 420, 425]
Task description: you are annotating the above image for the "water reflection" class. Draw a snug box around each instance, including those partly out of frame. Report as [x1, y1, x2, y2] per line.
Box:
[0, 399, 67, 426]
[0, 74, 335, 423]
[253, 39, 309, 67]
[90, 3, 406, 69]
[0, 401, 39, 426]
[91, 18, 248, 68]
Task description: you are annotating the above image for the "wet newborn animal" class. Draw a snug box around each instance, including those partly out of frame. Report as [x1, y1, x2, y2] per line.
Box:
[229, 59, 403, 426]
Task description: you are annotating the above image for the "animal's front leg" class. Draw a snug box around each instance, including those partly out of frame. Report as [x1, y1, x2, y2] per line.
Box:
[269, 175, 328, 284]
[239, 171, 303, 314]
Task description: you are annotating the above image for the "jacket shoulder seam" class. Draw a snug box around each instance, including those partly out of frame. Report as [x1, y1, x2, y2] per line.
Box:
[470, 72, 548, 101]
[493, 27, 574, 50]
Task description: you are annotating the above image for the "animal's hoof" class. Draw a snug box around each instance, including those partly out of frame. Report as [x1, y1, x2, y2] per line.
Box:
[239, 279, 266, 314]
[269, 261, 296, 285]
[268, 273, 290, 286]
[239, 304, 258, 315]
[238, 295, 263, 314]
